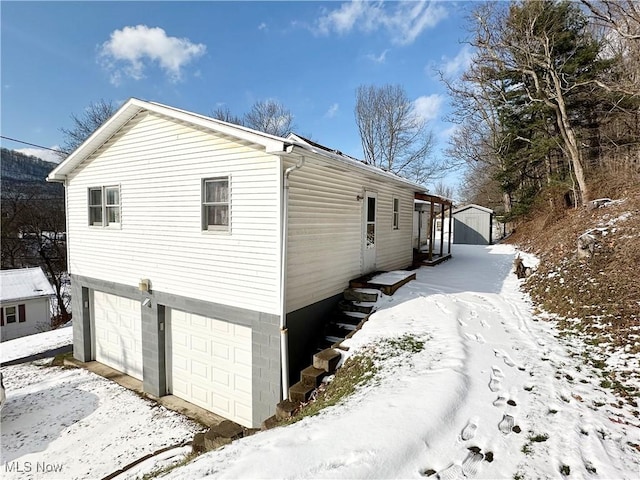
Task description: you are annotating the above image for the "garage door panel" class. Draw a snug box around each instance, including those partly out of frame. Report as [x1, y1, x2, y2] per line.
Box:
[169, 309, 252, 427]
[94, 291, 143, 381]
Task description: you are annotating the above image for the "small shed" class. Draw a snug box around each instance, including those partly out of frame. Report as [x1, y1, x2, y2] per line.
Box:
[453, 204, 495, 245]
[0, 267, 55, 342]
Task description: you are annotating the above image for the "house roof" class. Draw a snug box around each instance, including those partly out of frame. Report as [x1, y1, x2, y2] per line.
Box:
[453, 204, 494, 215]
[47, 98, 426, 192]
[0, 267, 55, 303]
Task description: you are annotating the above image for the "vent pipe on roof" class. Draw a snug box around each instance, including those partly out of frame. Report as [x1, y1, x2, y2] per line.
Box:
[279, 153, 305, 401]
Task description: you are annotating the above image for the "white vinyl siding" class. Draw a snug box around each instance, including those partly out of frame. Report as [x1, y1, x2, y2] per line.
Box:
[0, 298, 51, 342]
[285, 155, 415, 313]
[66, 111, 281, 314]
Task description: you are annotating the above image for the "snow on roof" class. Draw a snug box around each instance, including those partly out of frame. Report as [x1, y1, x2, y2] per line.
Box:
[0, 267, 55, 302]
[48, 98, 426, 192]
[453, 203, 494, 215]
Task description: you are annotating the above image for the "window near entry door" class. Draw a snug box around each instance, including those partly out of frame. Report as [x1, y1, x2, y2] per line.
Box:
[203, 177, 230, 231]
[88, 186, 121, 227]
[393, 197, 400, 230]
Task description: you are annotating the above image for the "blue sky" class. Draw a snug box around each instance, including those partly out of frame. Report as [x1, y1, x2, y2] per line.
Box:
[1, 1, 474, 191]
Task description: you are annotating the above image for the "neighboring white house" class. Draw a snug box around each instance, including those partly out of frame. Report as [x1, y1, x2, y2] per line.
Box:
[453, 204, 495, 245]
[0, 267, 55, 342]
[47, 98, 425, 428]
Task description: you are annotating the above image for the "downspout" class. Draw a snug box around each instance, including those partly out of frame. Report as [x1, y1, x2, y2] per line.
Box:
[279, 153, 305, 401]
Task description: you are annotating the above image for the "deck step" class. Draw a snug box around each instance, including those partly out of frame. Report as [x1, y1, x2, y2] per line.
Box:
[334, 322, 357, 331]
[313, 348, 341, 373]
[338, 300, 375, 314]
[325, 323, 353, 338]
[289, 381, 315, 403]
[343, 288, 379, 303]
[365, 270, 416, 295]
[301, 366, 327, 387]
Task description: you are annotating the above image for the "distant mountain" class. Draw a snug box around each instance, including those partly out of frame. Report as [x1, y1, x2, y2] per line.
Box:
[1, 148, 63, 198]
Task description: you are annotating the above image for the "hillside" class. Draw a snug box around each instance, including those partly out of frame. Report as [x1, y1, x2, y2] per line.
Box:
[508, 177, 640, 407]
[1, 148, 63, 197]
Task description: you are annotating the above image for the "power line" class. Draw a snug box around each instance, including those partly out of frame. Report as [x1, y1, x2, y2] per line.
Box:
[0, 135, 69, 155]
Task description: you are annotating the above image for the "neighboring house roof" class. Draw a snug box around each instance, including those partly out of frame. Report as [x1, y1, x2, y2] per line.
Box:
[453, 204, 494, 215]
[47, 98, 426, 192]
[0, 267, 55, 303]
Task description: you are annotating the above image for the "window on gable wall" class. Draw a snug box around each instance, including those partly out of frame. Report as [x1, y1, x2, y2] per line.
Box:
[0, 305, 25, 326]
[88, 186, 120, 227]
[202, 177, 230, 231]
[393, 197, 400, 230]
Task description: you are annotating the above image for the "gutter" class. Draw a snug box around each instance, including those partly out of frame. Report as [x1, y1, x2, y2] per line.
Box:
[279, 151, 305, 401]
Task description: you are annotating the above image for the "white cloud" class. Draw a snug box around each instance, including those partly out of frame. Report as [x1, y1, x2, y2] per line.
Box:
[413, 94, 444, 123]
[366, 49, 389, 64]
[99, 25, 206, 85]
[16, 147, 63, 164]
[325, 103, 339, 118]
[258, 22, 268, 31]
[440, 45, 473, 78]
[315, 1, 448, 46]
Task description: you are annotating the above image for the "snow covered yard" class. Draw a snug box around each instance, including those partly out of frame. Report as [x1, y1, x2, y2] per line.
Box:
[1, 244, 637, 479]
[0, 361, 202, 479]
[163, 244, 640, 479]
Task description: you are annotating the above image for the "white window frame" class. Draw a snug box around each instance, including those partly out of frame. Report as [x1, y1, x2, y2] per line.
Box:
[392, 197, 400, 230]
[202, 176, 231, 232]
[88, 185, 121, 228]
[4, 305, 17, 324]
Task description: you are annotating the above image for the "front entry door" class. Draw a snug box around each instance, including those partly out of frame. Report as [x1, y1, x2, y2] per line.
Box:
[363, 191, 377, 273]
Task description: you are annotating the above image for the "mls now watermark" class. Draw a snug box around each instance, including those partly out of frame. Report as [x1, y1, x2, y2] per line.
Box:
[5, 461, 64, 474]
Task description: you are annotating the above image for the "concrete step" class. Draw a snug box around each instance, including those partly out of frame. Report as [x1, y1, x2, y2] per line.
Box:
[343, 288, 379, 303]
[325, 323, 353, 339]
[338, 300, 375, 314]
[289, 381, 315, 403]
[301, 365, 327, 387]
[275, 399, 298, 420]
[313, 348, 341, 373]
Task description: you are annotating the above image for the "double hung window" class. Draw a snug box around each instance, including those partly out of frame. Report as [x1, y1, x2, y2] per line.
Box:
[88, 186, 120, 227]
[203, 177, 230, 231]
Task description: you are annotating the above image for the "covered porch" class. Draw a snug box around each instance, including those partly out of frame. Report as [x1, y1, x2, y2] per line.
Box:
[413, 192, 453, 267]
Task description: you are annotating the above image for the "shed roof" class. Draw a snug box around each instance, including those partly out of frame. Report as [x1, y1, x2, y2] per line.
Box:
[453, 204, 494, 215]
[0, 267, 55, 302]
[48, 98, 426, 192]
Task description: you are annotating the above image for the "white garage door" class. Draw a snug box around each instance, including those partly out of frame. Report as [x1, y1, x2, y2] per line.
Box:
[94, 291, 143, 380]
[169, 310, 252, 427]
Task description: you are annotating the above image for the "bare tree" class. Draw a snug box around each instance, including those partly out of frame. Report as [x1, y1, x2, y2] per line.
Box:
[59, 99, 117, 157]
[211, 106, 245, 126]
[430, 179, 456, 200]
[354, 84, 436, 184]
[243, 99, 295, 137]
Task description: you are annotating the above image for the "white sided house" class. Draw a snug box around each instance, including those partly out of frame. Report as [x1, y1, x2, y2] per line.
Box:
[48, 98, 424, 428]
[0, 267, 55, 342]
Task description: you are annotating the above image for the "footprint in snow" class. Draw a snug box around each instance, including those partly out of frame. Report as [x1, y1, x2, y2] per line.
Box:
[494, 349, 517, 368]
[464, 333, 486, 344]
[493, 395, 507, 407]
[498, 413, 515, 434]
[479, 318, 489, 328]
[462, 450, 484, 477]
[436, 464, 464, 480]
[489, 366, 504, 392]
[461, 418, 478, 441]
[458, 318, 468, 327]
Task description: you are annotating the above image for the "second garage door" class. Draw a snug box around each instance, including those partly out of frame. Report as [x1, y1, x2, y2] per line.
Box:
[168, 310, 253, 427]
[93, 291, 143, 380]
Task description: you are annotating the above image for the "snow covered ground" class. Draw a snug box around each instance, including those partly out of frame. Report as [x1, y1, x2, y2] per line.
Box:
[1, 244, 638, 479]
[1, 325, 72, 364]
[0, 355, 202, 480]
[165, 244, 639, 479]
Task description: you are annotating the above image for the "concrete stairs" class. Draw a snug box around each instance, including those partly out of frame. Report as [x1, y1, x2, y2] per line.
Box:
[266, 270, 416, 429]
